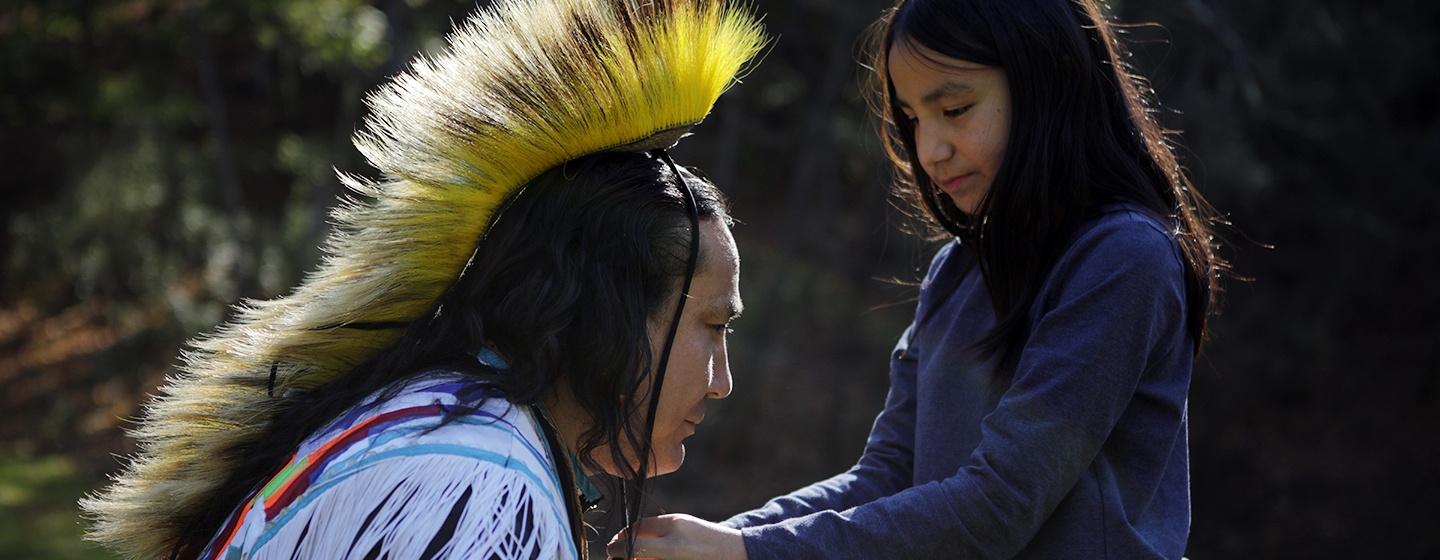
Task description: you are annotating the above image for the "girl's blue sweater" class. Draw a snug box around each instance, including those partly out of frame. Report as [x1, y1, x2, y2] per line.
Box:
[725, 205, 1193, 559]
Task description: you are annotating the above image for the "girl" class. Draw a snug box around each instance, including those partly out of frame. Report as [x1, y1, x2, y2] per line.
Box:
[613, 0, 1224, 558]
[80, 0, 763, 558]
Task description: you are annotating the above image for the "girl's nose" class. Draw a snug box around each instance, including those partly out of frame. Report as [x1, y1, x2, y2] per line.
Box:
[917, 121, 954, 169]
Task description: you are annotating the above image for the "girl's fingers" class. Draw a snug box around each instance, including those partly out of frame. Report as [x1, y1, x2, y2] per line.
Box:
[606, 514, 730, 559]
[606, 535, 669, 559]
[607, 516, 675, 557]
[622, 516, 671, 537]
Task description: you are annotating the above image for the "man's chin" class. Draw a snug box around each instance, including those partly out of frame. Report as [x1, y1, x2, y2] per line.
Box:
[648, 445, 686, 477]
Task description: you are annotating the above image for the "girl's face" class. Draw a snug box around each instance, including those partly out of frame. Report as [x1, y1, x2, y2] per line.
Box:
[889, 40, 1012, 215]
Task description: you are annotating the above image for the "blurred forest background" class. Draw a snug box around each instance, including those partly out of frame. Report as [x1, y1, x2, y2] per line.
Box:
[2, 0, 1436, 558]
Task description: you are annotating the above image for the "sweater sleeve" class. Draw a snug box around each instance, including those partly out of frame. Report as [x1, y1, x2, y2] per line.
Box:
[722, 241, 966, 530]
[739, 218, 1188, 559]
[722, 322, 920, 529]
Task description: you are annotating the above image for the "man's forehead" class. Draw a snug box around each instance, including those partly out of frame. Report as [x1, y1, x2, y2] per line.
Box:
[693, 218, 740, 316]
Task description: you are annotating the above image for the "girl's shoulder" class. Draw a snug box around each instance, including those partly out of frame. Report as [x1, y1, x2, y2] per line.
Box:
[1078, 201, 1178, 242]
[917, 201, 1184, 306]
[1061, 202, 1185, 272]
[1032, 202, 1188, 316]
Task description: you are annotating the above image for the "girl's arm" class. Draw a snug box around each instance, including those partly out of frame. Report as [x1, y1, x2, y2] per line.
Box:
[737, 219, 1190, 559]
[721, 323, 920, 529]
[723, 241, 963, 530]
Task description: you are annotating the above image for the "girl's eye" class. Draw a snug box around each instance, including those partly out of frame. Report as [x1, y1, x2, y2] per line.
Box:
[943, 105, 972, 119]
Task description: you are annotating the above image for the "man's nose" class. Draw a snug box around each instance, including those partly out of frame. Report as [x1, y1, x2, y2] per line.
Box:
[708, 354, 733, 399]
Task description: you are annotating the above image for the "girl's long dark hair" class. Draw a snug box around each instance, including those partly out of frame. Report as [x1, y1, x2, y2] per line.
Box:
[176, 151, 730, 557]
[866, 0, 1227, 361]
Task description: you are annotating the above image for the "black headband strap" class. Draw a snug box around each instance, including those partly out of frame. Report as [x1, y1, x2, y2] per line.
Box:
[629, 150, 700, 529]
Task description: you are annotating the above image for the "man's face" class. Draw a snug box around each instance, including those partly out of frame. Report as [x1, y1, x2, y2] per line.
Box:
[643, 217, 741, 476]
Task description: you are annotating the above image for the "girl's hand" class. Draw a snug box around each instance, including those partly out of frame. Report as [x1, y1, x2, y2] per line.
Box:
[605, 514, 746, 560]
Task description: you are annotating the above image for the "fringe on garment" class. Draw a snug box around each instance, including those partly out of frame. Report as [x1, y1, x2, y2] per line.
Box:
[214, 448, 573, 559]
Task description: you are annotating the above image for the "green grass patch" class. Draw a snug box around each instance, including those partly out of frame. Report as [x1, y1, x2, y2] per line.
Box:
[0, 454, 115, 559]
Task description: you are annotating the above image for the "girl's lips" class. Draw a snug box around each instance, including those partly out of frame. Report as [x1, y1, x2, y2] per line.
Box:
[940, 173, 975, 193]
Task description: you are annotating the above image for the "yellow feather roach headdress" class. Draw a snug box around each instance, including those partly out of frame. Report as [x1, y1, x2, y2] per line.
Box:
[80, 0, 765, 556]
